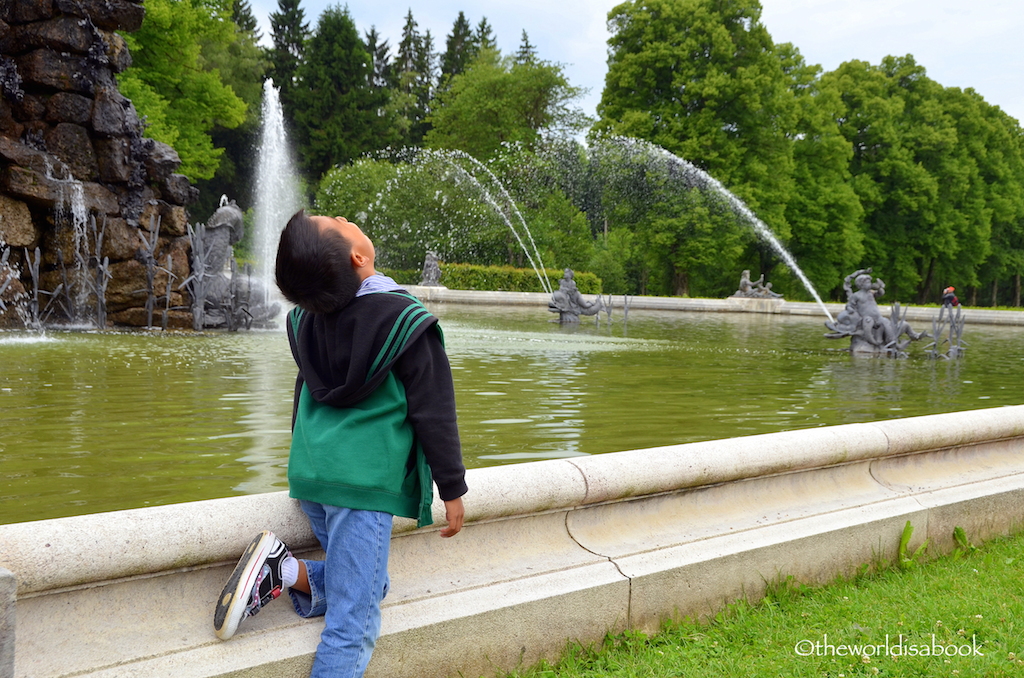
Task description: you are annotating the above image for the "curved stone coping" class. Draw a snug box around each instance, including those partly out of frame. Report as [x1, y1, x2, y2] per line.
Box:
[3, 405, 1024, 597]
[405, 285, 1024, 326]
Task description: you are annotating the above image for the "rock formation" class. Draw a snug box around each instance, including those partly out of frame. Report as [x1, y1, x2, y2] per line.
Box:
[0, 0, 197, 329]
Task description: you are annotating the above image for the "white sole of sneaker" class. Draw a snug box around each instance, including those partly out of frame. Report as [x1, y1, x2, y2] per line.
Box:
[213, 530, 276, 640]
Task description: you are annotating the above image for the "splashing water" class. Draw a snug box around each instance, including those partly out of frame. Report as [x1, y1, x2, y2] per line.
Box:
[45, 158, 93, 323]
[417, 149, 553, 295]
[346, 137, 832, 318]
[253, 80, 301, 301]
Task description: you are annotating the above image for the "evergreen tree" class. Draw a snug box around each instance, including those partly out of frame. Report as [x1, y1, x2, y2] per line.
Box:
[394, 9, 434, 145]
[515, 30, 537, 65]
[365, 27, 393, 88]
[440, 12, 475, 85]
[268, 0, 309, 116]
[474, 17, 497, 52]
[232, 0, 260, 39]
[291, 5, 392, 179]
[396, 10, 420, 75]
[416, 29, 437, 128]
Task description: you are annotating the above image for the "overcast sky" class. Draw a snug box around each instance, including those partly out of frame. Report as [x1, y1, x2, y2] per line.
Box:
[248, 0, 1024, 125]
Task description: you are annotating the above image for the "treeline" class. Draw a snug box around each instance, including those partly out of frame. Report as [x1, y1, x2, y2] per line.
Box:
[118, 0, 585, 219]
[119, 0, 1024, 305]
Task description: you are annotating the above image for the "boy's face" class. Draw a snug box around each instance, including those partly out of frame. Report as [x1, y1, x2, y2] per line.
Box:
[312, 215, 376, 274]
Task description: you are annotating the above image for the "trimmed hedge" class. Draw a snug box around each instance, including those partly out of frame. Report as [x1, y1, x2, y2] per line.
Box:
[379, 263, 602, 294]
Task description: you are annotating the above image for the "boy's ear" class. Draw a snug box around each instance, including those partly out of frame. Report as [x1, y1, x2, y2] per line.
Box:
[351, 250, 370, 268]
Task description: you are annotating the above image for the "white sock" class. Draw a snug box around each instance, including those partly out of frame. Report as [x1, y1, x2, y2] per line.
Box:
[281, 555, 299, 588]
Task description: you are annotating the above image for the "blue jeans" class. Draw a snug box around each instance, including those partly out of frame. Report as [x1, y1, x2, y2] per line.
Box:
[288, 501, 393, 678]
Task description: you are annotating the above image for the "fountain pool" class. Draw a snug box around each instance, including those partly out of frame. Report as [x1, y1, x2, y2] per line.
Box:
[2, 302, 1022, 526]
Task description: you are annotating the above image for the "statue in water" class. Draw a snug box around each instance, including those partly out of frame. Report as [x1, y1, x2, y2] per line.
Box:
[824, 268, 926, 355]
[548, 268, 603, 323]
[420, 251, 442, 286]
[192, 196, 280, 330]
[732, 270, 783, 299]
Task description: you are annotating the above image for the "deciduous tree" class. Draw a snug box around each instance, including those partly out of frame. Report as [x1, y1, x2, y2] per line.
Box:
[118, 0, 247, 181]
[597, 0, 797, 235]
[425, 50, 587, 160]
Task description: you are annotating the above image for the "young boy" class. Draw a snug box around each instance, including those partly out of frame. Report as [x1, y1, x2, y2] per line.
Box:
[214, 210, 467, 677]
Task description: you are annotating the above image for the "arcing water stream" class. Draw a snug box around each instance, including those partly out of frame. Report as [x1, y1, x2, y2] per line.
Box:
[597, 137, 835, 323]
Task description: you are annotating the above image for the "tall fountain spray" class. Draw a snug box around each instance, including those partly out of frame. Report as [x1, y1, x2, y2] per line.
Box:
[253, 80, 302, 302]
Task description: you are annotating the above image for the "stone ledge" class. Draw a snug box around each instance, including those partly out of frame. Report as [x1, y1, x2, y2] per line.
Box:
[3, 406, 1024, 677]
[404, 286, 1024, 327]
[1, 567, 13, 678]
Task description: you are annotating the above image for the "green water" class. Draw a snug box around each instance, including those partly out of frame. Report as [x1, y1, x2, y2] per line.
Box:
[2, 304, 1022, 525]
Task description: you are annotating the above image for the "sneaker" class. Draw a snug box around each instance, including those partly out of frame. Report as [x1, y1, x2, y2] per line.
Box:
[214, 530, 291, 640]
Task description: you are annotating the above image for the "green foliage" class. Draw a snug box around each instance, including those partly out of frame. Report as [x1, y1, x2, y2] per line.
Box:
[392, 10, 436, 146]
[315, 152, 595, 274]
[364, 28, 392, 89]
[776, 43, 865, 299]
[315, 158, 399, 223]
[487, 143, 596, 271]
[425, 49, 590, 160]
[191, 0, 270, 218]
[267, 0, 310, 116]
[379, 262, 601, 293]
[116, 74, 177, 146]
[898, 520, 930, 571]
[134, 0, 1024, 306]
[439, 11, 475, 85]
[119, 0, 247, 181]
[501, 528, 1024, 678]
[588, 230, 635, 295]
[819, 56, 1024, 302]
[316, 155, 509, 270]
[439, 263, 601, 293]
[953, 526, 977, 554]
[291, 6, 394, 180]
[597, 0, 797, 232]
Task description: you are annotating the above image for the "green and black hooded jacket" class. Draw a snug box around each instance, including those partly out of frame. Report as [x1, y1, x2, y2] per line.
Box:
[286, 290, 467, 527]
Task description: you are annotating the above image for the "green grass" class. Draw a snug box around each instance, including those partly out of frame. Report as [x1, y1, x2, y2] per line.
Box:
[499, 528, 1024, 677]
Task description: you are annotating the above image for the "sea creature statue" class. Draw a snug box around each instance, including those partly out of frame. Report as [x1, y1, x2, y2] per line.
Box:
[732, 270, 783, 299]
[548, 268, 603, 323]
[824, 268, 926, 356]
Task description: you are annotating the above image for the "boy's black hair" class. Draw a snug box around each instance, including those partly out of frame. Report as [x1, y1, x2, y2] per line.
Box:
[275, 209, 361, 314]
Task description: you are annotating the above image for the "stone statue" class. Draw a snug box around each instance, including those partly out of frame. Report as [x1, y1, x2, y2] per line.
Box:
[548, 268, 603, 323]
[420, 251, 442, 286]
[733, 270, 783, 299]
[824, 268, 926, 355]
[191, 196, 279, 330]
[203, 197, 245, 275]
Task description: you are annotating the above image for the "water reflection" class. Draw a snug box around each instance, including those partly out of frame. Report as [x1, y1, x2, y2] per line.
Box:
[3, 306, 1024, 524]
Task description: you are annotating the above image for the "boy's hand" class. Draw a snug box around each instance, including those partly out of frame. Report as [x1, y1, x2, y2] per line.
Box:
[440, 497, 464, 538]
